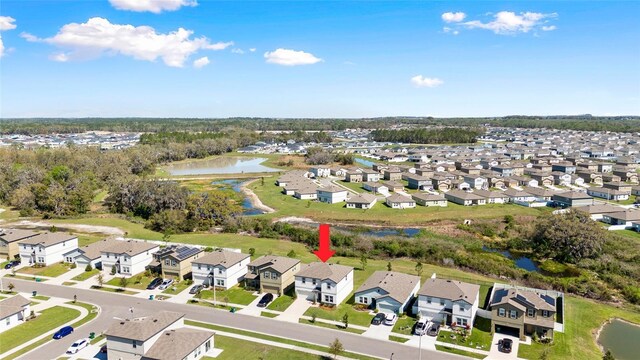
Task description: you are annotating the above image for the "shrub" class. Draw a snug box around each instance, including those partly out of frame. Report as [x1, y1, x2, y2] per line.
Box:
[85, 263, 93, 272]
[70, 263, 77, 269]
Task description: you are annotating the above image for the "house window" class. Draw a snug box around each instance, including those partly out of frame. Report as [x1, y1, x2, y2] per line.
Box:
[527, 308, 535, 317]
[359, 296, 368, 304]
[37, 257, 45, 263]
[302, 278, 306, 284]
[165, 259, 170, 266]
[440, 298, 445, 306]
[205, 340, 211, 352]
[132, 340, 137, 348]
[171, 260, 177, 267]
[216, 279, 225, 286]
[426, 296, 432, 304]
[6, 317, 10, 325]
[498, 308, 506, 317]
[312, 279, 317, 285]
[456, 318, 468, 327]
[324, 295, 334, 303]
[542, 310, 549, 317]
[326, 283, 332, 289]
[510, 310, 517, 319]
[106, 253, 110, 258]
[218, 268, 222, 274]
[264, 271, 270, 279]
[198, 264, 201, 270]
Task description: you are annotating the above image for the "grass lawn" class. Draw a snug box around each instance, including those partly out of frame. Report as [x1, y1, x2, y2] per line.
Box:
[298, 319, 365, 334]
[18, 263, 71, 277]
[438, 324, 492, 352]
[392, 315, 417, 335]
[162, 280, 191, 295]
[72, 269, 99, 281]
[32, 295, 50, 301]
[68, 301, 99, 328]
[198, 287, 257, 305]
[187, 299, 238, 311]
[304, 303, 374, 327]
[0, 306, 81, 354]
[6, 274, 48, 282]
[106, 272, 156, 290]
[91, 285, 138, 295]
[266, 292, 295, 311]
[210, 335, 323, 360]
[389, 335, 410, 343]
[90, 334, 105, 345]
[518, 296, 640, 360]
[77, 233, 104, 247]
[261, 311, 278, 318]
[435, 345, 486, 359]
[479, 284, 492, 309]
[62, 281, 77, 286]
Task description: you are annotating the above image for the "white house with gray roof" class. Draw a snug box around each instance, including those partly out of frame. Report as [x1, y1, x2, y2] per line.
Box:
[294, 262, 354, 305]
[18, 232, 78, 266]
[414, 275, 480, 328]
[63, 238, 121, 270]
[354, 271, 420, 314]
[191, 250, 250, 289]
[0, 295, 30, 333]
[100, 240, 159, 277]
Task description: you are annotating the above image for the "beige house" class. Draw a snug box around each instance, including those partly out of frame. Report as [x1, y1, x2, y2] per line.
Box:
[490, 286, 558, 340]
[245, 256, 301, 295]
[152, 245, 203, 280]
[0, 229, 37, 261]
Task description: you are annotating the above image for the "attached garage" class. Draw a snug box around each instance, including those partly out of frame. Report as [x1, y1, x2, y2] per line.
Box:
[376, 297, 402, 314]
[262, 285, 281, 295]
[494, 324, 521, 338]
[163, 271, 180, 280]
[296, 289, 315, 302]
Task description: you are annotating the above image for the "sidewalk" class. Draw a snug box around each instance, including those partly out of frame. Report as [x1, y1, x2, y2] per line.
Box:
[46, 267, 87, 286]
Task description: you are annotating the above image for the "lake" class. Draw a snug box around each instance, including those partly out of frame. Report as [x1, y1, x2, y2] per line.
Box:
[598, 319, 640, 360]
[211, 179, 264, 215]
[355, 157, 376, 167]
[166, 157, 279, 176]
[482, 246, 540, 272]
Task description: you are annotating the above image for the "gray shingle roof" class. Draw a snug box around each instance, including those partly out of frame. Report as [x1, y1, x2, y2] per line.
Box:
[105, 311, 184, 342]
[491, 288, 555, 312]
[295, 262, 353, 283]
[18, 232, 77, 247]
[192, 250, 250, 268]
[141, 328, 214, 360]
[0, 229, 38, 243]
[347, 193, 377, 204]
[248, 255, 300, 274]
[70, 238, 122, 261]
[356, 271, 420, 304]
[417, 278, 480, 304]
[102, 240, 159, 256]
[0, 295, 30, 319]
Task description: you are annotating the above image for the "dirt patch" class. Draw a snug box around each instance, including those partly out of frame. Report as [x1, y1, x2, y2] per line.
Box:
[240, 179, 276, 213]
[6, 220, 125, 236]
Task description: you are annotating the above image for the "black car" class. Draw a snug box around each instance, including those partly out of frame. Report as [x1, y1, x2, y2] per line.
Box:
[189, 285, 204, 294]
[427, 323, 440, 337]
[146, 278, 163, 290]
[257, 293, 274, 307]
[4, 260, 20, 269]
[371, 313, 386, 325]
[499, 338, 513, 353]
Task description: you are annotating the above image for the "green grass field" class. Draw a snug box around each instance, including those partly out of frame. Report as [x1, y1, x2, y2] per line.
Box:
[198, 287, 257, 305]
[435, 345, 486, 359]
[0, 306, 80, 354]
[299, 318, 365, 334]
[162, 280, 191, 294]
[91, 285, 138, 295]
[106, 272, 156, 289]
[392, 315, 417, 335]
[267, 292, 295, 311]
[18, 263, 71, 278]
[210, 335, 323, 360]
[304, 303, 373, 327]
[71, 269, 99, 281]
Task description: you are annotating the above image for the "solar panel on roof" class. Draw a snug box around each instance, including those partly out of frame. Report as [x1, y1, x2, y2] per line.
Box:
[175, 246, 200, 260]
[540, 294, 556, 306]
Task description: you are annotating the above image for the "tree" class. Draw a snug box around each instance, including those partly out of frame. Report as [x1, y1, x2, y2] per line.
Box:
[603, 350, 615, 360]
[223, 296, 230, 307]
[329, 338, 344, 359]
[96, 273, 105, 288]
[360, 254, 368, 271]
[8, 282, 15, 292]
[387, 261, 393, 271]
[287, 249, 296, 258]
[110, 266, 116, 275]
[342, 313, 349, 329]
[311, 311, 317, 323]
[415, 262, 423, 277]
[249, 248, 256, 257]
[119, 276, 129, 289]
[529, 210, 608, 263]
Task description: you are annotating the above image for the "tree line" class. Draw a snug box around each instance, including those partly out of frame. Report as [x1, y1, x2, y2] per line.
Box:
[370, 127, 483, 144]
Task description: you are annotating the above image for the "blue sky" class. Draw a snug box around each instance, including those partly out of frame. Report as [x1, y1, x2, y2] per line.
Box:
[1, 1, 638, 118]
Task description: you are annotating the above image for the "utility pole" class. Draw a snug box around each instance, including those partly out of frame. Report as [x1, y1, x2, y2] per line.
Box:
[213, 269, 217, 306]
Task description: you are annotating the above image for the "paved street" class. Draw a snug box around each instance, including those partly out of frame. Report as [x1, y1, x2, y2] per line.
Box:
[4, 278, 470, 360]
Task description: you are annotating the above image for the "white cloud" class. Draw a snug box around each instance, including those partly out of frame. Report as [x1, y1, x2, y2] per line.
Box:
[0, 16, 16, 58]
[411, 75, 444, 88]
[193, 56, 209, 68]
[50, 53, 69, 62]
[231, 48, 245, 54]
[28, 17, 232, 67]
[109, 0, 197, 13]
[249, 48, 256, 52]
[20, 32, 37, 42]
[442, 27, 459, 35]
[463, 11, 557, 35]
[441, 12, 466, 23]
[264, 48, 322, 66]
[542, 25, 557, 31]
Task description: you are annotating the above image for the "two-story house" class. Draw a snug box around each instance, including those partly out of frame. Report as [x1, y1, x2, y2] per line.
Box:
[151, 245, 203, 280]
[414, 277, 480, 328]
[354, 271, 420, 314]
[317, 187, 348, 204]
[63, 238, 121, 270]
[0, 295, 30, 333]
[191, 250, 250, 289]
[489, 285, 558, 340]
[104, 311, 216, 360]
[245, 256, 301, 295]
[18, 232, 78, 266]
[0, 229, 37, 261]
[100, 240, 159, 277]
[294, 262, 354, 305]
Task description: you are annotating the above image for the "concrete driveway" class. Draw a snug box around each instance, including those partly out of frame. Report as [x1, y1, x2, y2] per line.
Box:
[47, 266, 87, 285]
[404, 334, 437, 351]
[238, 293, 276, 316]
[275, 297, 312, 323]
[362, 321, 394, 340]
[67, 339, 106, 360]
[487, 333, 521, 359]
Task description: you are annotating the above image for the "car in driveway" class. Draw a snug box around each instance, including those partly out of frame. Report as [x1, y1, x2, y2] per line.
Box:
[257, 293, 274, 307]
[158, 279, 173, 290]
[427, 322, 440, 336]
[371, 313, 386, 325]
[189, 284, 204, 294]
[146, 277, 163, 290]
[499, 338, 513, 353]
[66, 338, 89, 354]
[4, 260, 20, 269]
[53, 326, 74, 339]
[383, 313, 397, 326]
[414, 320, 428, 335]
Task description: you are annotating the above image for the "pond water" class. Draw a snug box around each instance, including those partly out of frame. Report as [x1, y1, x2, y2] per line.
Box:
[211, 179, 264, 215]
[166, 157, 278, 176]
[598, 319, 640, 360]
[343, 227, 421, 237]
[355, 157, 376, 167]
[482, 246, 540, 272]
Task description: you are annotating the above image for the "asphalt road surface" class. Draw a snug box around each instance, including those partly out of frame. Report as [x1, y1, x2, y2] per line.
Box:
[4, 279, 467, 360]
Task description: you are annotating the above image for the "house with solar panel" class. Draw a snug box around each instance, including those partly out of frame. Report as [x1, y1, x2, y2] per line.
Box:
[151, 245, 203, 280]
[488, 284, 561, 341]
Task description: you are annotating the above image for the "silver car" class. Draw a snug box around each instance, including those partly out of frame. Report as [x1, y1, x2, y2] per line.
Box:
[414, 320, 428, 335]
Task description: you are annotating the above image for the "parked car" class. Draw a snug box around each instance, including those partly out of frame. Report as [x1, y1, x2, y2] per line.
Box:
[371, 313, 386, 325]
[146, 277, 163, 290]
[158, 279, 173, 290]
[53, 326, 74, 339]
[427, 323, 440, 337]
[499, 338, 513, 353]
[4, 260, 20, 269]
[100, 345, 107, 353]
[66, 338, 89, 354]
[257, 293, 274, 307]
[414, 320, 428, 335]
[383, 313, 397, 326]
[189, 284, 204, 294]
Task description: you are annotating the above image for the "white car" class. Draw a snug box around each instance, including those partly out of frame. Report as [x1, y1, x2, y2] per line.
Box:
[66, 338, 89, 354]
[158, 279, 173, 290]
[414, 320, 428, 335]
[383, 313, 397, 326]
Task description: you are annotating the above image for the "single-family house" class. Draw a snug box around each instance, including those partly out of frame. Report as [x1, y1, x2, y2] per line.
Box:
[552, 191, 594, 207]
[528, 172, 554, 187]
[414, 277, 480, 328]
[386, 194, 416, 209]
[383, 181, 404, 192]
[294, 185, 318, 200]
[191, 250, 250, 289]
[551, 162, 577, 174]
[474, 189, 509, 204]
[406, 174, 431, 190]
[587, 187, 630, 201]
[63, 238, 121, 270]
[463, 175, 487, 190]
[444, 190, 487, 206]
[310, 166, 330, 178]
[613, 169, 639, 183]
[0, 229, 37, 261]
[317, 187, 348, 204]
[245, 256, 301, 295]
[346, 193, 377, 209]
[354, 271, 420, 314]
[412, 193, 447, 207]
[523, 187, 556, 202]
[503, 188, 536, 204]
[151, 245, 203, 280]
[361, 169, 381, 182]
[574, 204, 624, 221]
[0, 295, 30, 333]
[295, 262, 354, 305]
[362, 182, 389, 194]
[18, 232, 78, 266]
[602, 210, 640, 227]
[383, 168, 403, 181]
[100, 240, 159, 277]
[345, 171, 363, 183]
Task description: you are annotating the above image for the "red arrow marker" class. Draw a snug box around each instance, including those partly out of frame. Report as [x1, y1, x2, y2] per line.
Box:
[313, 224, 335, 262]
